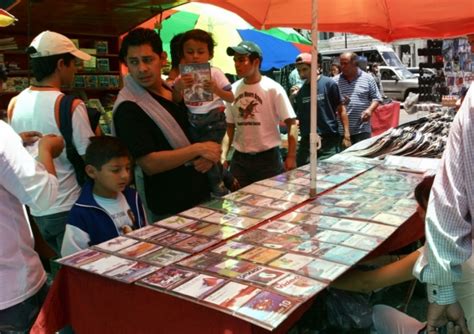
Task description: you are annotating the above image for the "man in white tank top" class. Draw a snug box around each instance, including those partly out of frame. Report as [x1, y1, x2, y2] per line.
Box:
[7, 31, 94, 255]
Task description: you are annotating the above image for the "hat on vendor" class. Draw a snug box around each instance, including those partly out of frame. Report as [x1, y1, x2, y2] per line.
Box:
[227, 41, 263, 58]
[28, 30, 91, 60]
[295, 52, 323, 66]
[295, 52, 312, 65]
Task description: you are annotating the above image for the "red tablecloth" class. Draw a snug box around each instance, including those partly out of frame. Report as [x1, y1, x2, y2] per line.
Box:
[371, 101, 401, 137]
[31, 214, 423, 334]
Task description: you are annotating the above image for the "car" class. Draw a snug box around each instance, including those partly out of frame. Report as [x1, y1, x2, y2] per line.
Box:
[407, 67, 437, 77]
[379, 66, 419, 101]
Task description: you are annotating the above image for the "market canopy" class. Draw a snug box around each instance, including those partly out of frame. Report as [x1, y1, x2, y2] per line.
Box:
[137, 3, 311, 74]
[193, 0, 474, 42]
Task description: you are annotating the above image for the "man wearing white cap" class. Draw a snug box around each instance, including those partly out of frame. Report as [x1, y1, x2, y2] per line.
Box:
[7, 31, 95, 255]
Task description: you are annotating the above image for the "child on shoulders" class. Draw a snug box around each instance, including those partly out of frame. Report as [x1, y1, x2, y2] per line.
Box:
[61, 136, 147, 256]
[172, 29, 235, 197]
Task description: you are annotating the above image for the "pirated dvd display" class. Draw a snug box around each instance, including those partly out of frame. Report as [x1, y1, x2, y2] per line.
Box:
[211, 241, 254, 257]
[236, 291, 298, 330]
[126, 225, 168, 241]
[92, 236, 138, 253]
[271, 274, 326, 299]
[237, 247, 284, 264]
[141, 248, 190, 266]
[138, 265, 197, 290]
[172, 273, 226, 299]
[204, 281, 261, 312]
[206, 258, 259, 278]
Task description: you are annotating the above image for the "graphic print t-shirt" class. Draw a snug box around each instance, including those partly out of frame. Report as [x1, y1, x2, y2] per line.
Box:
[225, 76, 296, 153]
[94, 192, 136, 235]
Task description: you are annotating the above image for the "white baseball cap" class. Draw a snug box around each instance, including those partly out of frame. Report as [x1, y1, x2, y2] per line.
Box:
[29, 30, 91, 60]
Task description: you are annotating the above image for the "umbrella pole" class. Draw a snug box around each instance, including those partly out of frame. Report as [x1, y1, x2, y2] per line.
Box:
[309, 0, 318, 198]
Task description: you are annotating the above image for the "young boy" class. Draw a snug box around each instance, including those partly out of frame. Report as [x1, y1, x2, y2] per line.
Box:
[173, 29, 235, 197]
[61, 136, 147, 256]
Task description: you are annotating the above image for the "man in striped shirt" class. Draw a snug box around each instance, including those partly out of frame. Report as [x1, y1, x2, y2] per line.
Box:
[334, 52, 382, 144]
[413, 84, 474, 334]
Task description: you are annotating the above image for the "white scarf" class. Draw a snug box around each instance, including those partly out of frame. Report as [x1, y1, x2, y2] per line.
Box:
[111, 75, 190, 149]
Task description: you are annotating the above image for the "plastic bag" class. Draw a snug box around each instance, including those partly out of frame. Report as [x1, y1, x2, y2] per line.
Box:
[325, 288, 373, 330]
[403, 92, 419, 114]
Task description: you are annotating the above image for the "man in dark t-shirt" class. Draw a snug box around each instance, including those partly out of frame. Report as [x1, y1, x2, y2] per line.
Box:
[113, 28, 221, 220]
[291, 53, 351, 165]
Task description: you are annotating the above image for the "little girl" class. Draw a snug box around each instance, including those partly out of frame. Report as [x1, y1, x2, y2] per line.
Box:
[173, 29, 235, 197]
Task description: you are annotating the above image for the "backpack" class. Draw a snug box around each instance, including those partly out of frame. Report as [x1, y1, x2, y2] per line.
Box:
[56, 94, 101, 186]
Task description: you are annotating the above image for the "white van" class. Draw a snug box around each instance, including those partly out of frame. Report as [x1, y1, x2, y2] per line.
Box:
[320, 44, 404, 69]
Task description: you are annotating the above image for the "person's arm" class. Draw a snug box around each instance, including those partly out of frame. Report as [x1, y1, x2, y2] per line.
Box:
[211, 81, 234, 103]
[6, 95, 17, 123]
[37, 135, 64, 176]
[332, 250, 419, 293]
[0, 122, 62, 211]
[361, 76, 382, 122]
[413, 88, 473, 334]
[137, 141, 221, 175]
[284, 117, 297, 170]
[61, 224, 91, 257]
[360, 100, 380, 122]
[210, 67, 234, 103]
[339, 104, 351, 148]
[222, 123, 235, 168]
[71, 101, 95, 157]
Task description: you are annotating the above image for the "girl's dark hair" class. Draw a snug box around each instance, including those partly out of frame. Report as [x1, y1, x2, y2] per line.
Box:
[119, 28, 163, 63]
[85, 136, 131, 170]
[180, 29, 215, 57]
[27, 46, 75, 82]
[414, 175, 435, 209]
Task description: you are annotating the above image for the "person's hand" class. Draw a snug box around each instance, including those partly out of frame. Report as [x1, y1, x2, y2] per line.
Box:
[426, 302, 469, 334]
[193, 157, 213, 173]
[223, 160, 230, 170]
[360, 109, 372, 122]
[180, 73, 195, 88]
[289, 85, 300, 97]
[19, 131, 42, 146]
[285, 155, 296, 171]
[38, 134, 64, 158]
[446, 321, 463, 334]
[197, 142, 221, 163]
[341, 136, 352, 149]
[203, 79, 215, 93]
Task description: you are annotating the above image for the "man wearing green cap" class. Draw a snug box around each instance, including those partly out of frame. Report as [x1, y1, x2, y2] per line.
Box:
[224, 41, 297, 187]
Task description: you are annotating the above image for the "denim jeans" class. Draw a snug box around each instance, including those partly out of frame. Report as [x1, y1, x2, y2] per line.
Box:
[188, 108, 227, 191]
[297, 134, 342, 167]
[33, 211, 69, 256]
[0, 284, 48, 333]
[230, 147, 284, 188]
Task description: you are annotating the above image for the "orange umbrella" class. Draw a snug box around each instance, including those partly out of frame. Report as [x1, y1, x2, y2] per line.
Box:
[194, 0, 474, 42]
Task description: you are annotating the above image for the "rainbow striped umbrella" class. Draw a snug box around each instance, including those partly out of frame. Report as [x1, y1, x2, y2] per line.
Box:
[148, 3, 311, 74]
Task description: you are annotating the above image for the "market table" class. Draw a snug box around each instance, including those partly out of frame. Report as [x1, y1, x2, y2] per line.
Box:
[31, 212, 423, 334]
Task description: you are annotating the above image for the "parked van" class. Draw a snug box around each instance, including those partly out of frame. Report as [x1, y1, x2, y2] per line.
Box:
[320, 44, 404, 70]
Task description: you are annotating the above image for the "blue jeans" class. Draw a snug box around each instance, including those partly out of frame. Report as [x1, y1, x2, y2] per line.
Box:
[188, 109, 227, 191]
[0, 284, 48, 333]
[34, 211, 69, 256]
[297, 134, 342, 167]
[230, 147, 284, 188]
